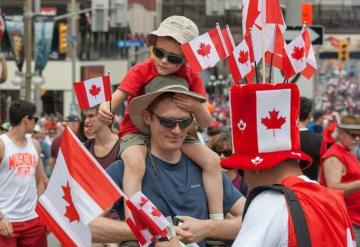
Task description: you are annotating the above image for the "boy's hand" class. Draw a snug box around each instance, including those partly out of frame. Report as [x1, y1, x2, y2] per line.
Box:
[155, 236, 180, 247]
[175, 216, 209, 244]
[0, 218, 13, 237]
[98, 102, 113, 124]
[173, 93, 202, 114]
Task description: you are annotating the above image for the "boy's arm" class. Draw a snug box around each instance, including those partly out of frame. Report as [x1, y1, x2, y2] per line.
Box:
[172, 94, 213, 128]
[98, 89, 129, 124]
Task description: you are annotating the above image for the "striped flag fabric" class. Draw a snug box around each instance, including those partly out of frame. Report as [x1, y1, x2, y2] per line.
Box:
[301, 28, 317, 79]
[36, 128, 123, 246]
[221, 25, 236, 54]
[181, 24, 227, 72]
[73, 75, 112, 110]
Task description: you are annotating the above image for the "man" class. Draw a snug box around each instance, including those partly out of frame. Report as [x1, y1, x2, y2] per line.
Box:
[90, 76, 245, 246]
[221, 83, 355, 246]
[48, 115, 80, 171]
[0, 99, 48, 246]
[83, 106, 119, 168]
[299, 97, 325, 180]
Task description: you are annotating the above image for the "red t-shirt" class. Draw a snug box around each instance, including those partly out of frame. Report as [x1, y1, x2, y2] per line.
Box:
[282, 176, 354, 246]
[320, 143, 360, 226]
[117, 59, 206, 138]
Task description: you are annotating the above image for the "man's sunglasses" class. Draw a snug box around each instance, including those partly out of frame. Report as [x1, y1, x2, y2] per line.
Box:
[28, 116, 39, 122]
[345, 130, 360, 139]
[148, 110, 193, 129]
[216, 149, 232, 157]
[152, 46, 185, 65]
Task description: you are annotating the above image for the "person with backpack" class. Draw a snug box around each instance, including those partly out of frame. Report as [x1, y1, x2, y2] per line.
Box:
[221, 83, 355, 246]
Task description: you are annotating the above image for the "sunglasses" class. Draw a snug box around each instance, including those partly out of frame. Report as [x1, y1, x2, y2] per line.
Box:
[148, 110, 193, 129]
[152, 46, 185, 65]
[345, 130, 360, 139]
[28, 116, 39, 122]
[216, 149, 232, 157]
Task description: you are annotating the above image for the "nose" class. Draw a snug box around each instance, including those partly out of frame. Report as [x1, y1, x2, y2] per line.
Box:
[171, 123, 182, 134]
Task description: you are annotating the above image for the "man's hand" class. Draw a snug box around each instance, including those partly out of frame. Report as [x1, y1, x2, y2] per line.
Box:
[172, 94, 202, 114]
[98, 102, 113, 124]
[0, 218, 13, 237]
[175, 216, 210, 244]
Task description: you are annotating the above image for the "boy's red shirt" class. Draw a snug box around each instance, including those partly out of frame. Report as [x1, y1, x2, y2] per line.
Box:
[117, 59, 206, 138]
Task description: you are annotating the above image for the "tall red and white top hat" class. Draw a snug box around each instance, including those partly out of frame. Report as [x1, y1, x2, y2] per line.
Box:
[221, 83, 312, 170]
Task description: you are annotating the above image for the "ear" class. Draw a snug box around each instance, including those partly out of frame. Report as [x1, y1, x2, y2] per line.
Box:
[143, 110, 152, 126]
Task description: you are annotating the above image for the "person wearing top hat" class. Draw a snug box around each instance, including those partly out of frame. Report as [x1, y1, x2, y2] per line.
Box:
[98, 15, 224, 222]
[221, 83, 355, 246]
[320, 115, 360, 243]
[90, 76, 245, 246]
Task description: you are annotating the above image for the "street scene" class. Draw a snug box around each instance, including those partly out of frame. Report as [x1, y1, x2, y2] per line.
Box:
[0, 0, 360, 246]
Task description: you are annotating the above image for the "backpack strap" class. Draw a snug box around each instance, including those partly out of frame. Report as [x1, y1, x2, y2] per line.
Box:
[242, 184, 312, 247]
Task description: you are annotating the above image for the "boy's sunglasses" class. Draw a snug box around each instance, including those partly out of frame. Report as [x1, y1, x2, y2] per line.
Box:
[216, 149, 232, 157]
[148, 110, 193, 129]
[28, 115, 39, 122]
[152, 46, 185, 65]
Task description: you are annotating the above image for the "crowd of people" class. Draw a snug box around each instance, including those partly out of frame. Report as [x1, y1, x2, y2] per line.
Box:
[0, 15, 360, 247]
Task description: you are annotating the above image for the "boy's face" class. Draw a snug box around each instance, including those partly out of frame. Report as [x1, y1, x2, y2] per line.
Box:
[154, 36, 184, 75]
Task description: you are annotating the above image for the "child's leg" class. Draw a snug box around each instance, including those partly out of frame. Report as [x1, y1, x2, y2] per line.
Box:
[181, 142, 224, 220]
[121, 138, 148, 218]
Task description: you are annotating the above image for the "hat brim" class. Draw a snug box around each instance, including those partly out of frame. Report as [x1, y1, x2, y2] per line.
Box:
[221, 150, 312, 171]
[338, 124, 360, 134]
[147, 29, 185, 45]
[129, 89, 205, 134]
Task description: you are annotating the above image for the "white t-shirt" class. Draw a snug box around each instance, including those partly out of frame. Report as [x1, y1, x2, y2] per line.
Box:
[0, 134, 39, 222]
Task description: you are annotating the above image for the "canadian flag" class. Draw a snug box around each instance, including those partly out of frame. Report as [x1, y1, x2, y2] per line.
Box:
[301, 28, 317, 79]
[181, 24, 227, 73]
[125, 192, 169, 247]
[221, 25, 236, 54]
[73, 75, 112, 110]
[227, 33, 255, 84]
[282, 28, 309, 79]
[36, 128, 123, 246]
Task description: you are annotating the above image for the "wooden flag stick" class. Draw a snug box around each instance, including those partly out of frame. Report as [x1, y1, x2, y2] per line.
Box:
[261, 4, 266, 84]
[107, 71, 112, 113]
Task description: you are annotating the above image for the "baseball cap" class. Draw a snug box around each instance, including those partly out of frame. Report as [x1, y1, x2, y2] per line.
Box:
[65, 115, 80, 122]
[147, 15, 199, 45]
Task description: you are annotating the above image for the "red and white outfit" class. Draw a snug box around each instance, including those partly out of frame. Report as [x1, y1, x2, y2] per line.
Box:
[321, 143, 360, 227]
[117, 59, 206, 138]
[233, 176, 355, 247]
[0, 134, 47, 247]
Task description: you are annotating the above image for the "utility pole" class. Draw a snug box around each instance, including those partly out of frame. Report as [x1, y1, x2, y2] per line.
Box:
[24, 0, 33, 101]
[70, 0, 77, 115]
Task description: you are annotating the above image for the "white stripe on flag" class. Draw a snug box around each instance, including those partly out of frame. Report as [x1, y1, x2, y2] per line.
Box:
[84, 77, 107, 108]
[256, 89, 291, 153]
[38, 150, 103, 246]
[189, 33, 220, 70]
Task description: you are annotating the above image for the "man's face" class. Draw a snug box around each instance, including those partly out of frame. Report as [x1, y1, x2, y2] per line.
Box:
[83, 108, 101, 135]
[144, 98, 192, 153]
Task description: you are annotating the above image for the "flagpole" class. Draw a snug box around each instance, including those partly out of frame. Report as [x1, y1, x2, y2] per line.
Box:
[261, 2, 266, 83]
[268, 53, 273, 83]
[107, 71, 112, 113]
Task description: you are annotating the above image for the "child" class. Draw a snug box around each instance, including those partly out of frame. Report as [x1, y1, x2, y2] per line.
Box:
[98, 16, 224, 220]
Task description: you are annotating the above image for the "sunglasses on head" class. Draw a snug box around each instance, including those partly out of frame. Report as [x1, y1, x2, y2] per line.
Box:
[345, 130, 360, 139]
[216, 149, 232, 157]
[152, 46, 185, 65]
[148, 110, 193, 129]
[28, 115, 38, 122]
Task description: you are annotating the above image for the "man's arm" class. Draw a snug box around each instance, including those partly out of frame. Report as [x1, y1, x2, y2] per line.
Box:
[176, 197, 245, 243]
[33, 139, 48, 196]
[89, 215, 134, 243]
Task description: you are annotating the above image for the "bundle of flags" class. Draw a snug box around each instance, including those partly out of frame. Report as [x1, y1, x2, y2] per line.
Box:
[36, 128, 169, 247]
[180, 0, 317, 84]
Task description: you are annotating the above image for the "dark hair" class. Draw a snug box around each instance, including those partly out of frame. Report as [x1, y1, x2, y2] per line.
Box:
[299, 97, 313, 122]
[9, 99, 37, 127]
[207, 131, 232, 153]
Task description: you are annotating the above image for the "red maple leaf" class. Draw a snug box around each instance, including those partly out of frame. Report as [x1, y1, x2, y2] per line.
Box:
[139, 196, 148, 207]
[89, 84, 101, 98]
[261, 109, 286, 137]
[151, 207, 161, 217]
[291, 46, 304, 61]
[197, 43, 211, 58]
[62, 182, 80, 223]
[238, 50, 249, 64]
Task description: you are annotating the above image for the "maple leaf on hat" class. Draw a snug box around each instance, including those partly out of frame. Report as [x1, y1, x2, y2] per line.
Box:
[291, 46, 304, 61]
[238, 50, 249, 64]
[89, 84, 101, 98]
[62, 181, 80, 223]
[261, 109, 286, 137]
[197, 43, 211, 58]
